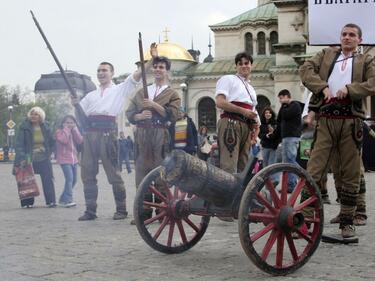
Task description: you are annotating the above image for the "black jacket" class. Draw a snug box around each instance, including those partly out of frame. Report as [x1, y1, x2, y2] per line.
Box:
[274, 101, 302, 139]
[259, 120, 279, 149]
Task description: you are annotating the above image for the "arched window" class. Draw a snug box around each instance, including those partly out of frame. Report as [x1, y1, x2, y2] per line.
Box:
[256, 95, 271, 115]
[270, 31, 278, 55]
[198, 97, 216, 133]
[257, 32, 266, 55]
[244, 32, 253, 55]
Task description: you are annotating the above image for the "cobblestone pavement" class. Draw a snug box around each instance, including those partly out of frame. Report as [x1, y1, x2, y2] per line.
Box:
[0, 163, 374, 281]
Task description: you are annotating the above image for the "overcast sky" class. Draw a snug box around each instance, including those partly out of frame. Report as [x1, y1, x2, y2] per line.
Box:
[0, 0, 257, 90]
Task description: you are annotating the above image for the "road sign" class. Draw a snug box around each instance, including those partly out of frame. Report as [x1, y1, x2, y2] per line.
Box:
[6, 120, 16, 129]
[8, 129, 15, 136]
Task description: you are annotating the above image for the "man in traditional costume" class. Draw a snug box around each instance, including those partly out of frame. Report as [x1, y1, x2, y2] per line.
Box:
[73, 47, 157, 221]
[126, 56, 181, 223]
[299, 23, 375, 239]
[215, 52, 260, 174]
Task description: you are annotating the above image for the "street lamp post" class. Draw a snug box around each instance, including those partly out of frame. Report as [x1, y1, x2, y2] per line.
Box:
[180, 82, 188, 112]
[7, 105, 13, 149]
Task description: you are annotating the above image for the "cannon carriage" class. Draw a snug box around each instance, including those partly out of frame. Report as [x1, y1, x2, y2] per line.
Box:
[133, 150, 323, 276]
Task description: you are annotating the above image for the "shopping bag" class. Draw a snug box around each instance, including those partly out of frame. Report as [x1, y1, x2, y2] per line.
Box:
[15, 164, 40, 200]
[299, 139, 313, 161]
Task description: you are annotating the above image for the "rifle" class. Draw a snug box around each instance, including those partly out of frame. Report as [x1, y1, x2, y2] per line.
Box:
[138, 32, 149, 99]
[30, 10, 89, 129]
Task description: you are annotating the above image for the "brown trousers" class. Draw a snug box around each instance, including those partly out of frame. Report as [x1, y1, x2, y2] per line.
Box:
[217, 118, 251, 174]
[134, 127, 169, 187]
[81, 131, 126, 214]
[303, 117, 361, 226]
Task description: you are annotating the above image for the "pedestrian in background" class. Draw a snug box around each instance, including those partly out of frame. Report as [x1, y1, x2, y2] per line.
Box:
[14, 106, 56, 208]
[119, 131, 132, 173]
[259, 106, 279, 168]
[197, 125, 211, 161]
[55, 115, 83, 207]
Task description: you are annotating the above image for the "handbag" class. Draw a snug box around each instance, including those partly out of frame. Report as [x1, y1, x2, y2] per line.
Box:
[15, 164, 40, 200]
[200, 140, 212, 154]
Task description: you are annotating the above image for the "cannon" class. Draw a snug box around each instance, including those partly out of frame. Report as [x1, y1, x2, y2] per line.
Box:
[133, 150, 323, 276]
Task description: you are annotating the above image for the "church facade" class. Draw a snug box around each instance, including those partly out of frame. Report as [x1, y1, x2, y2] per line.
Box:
[35, 0, 375, 136]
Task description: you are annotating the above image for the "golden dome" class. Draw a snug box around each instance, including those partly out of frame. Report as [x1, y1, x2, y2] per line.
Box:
[144, 41, 195, 62]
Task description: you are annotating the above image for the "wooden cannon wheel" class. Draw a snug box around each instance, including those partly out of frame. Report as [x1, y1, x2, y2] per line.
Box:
[134, 166, 210, 254]
[238, 163, 323, 275]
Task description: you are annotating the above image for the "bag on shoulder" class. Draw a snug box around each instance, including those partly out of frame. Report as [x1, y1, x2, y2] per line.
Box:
[15, 164, 40, 200]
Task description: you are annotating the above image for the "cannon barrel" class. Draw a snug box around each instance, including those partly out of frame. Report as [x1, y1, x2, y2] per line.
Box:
[161, 150, 241, 207]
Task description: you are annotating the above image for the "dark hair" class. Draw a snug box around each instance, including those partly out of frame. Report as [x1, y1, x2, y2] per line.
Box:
[199, 125, 208, 135]
[278, 89, 291, 98]
[59, 115, 78, 129]
[99, 61, 114, 72]
[235, 52, 253, 65]
[153, 56, 171, 70]
[343, 23, 362, 39]
[260, 106, 276, 124]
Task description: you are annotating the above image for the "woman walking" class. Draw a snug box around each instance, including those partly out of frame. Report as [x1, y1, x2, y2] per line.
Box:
[14, 107, 56, 207]
[55, 115, 83, 207]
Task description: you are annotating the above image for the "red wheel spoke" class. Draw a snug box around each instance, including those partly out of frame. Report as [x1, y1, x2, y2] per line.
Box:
[176, 220, 188, 244]
[167, 220, 176, 246]
[143, 201, 167, 209]
[256, 192, 277, 214]
[144, 210, 166, 226]
[294, 196, 318, 212]
[250, 223, 275, 242]
[261, 229, 278, 261]
[249, 212, 275, 222]
[153, 216, 169, 240]
[304, 217, 320, 224]
[294, 228, 313, 243]
[183, 217, 200, 233]
[265, 179, 281, 208]
[149, 186, 168, 203]
[276, 232, 285, 268]
[285, 233, 299, 261]
[280, 172, 289, 205]
[288, 178, 306, 207]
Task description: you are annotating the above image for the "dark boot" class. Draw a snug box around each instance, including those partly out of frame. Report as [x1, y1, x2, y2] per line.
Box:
[78, 211, 97, 221]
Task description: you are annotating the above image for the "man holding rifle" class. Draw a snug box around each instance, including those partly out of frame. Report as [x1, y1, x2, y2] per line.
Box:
[72, 46, 158, 221]
[126, 56, 181, 223]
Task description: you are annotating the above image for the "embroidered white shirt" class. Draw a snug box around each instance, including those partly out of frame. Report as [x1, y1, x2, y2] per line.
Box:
[80, 74, 140, 116]
[215, 74, 257, 106]
[147, 84, 169, 100]
[328, 52, 353, 97]
[215, 74, 259, 122]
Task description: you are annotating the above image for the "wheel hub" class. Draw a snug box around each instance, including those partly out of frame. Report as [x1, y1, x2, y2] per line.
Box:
[277, 206, 304, 232]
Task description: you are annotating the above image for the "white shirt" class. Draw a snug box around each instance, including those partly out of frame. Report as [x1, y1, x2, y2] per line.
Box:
[302, 91, 312, 119]
[147, 84, 169, 100]
[80, 74, 140, 116]
[215, 74, 259, 122]
[327, 52, 353, 97]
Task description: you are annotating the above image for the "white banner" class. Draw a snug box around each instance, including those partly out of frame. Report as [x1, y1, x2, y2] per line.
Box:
[308, 0, 375, 45]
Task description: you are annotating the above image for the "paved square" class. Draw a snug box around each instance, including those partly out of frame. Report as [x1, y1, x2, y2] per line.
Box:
[0, 163, 374, 281]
